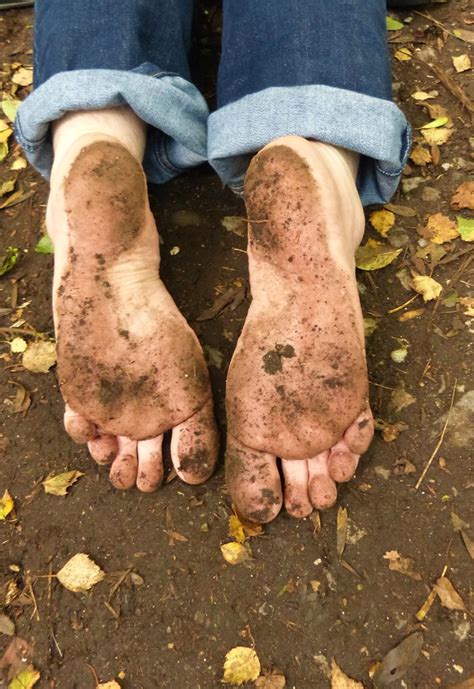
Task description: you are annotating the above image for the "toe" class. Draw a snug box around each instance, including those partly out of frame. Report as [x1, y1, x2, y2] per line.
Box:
[170, 399, 219, 485]
[109, 437, 138, 489]
[226, 434, 282, 524]
[64, 405, 96, 443]
[344, 407, 374, 454]
[308, 452, 338, 510]
[88, 433, 118, 465]
[137, 436, 164, 492]
[327, 441, 359, 483]
[281, 459, 313, 518]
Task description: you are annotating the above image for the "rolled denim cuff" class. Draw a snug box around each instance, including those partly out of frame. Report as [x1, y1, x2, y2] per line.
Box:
[208, 85, 412, 206]
[15, 63, 209, 183]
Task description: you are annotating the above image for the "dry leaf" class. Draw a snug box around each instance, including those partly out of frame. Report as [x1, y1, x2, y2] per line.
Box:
[452, 54, 471, 72]
[221, 542, 251, 565]
[450, 512, 470, 532]
[420, 213, 459, 244]
[228, 515, 246, 544]
[378, 420, 408, 442]
[451, 181, 474, 210]
[0, 613, 15, 636]
[390, 387, 416, 413]
[453, 28, 474, 42]
[6, 382, 31, 415]
[336, 507, 348, 559]
[410, 145, 431, 166]
[383, 550, 422, 580]
[421, 127, 453, 146]
[11, 157, 27, 171]
[0, 179, 15, 197]
[9, 667, 40, 689]
[398, 308, 425, 322]
[57, 553, 105, 593]
[410, 90, 437, 101]
[330, 659, 364, 689]
[461, 531, 474, 560]
[0, 489, 14, 520]
[97, 683, 121, 689]
[12, 67, 33, 86]
[369, 209, 395, 236]
[221, 216, 247, 237]
[255, 672, 286, 689]
[416, 587, 437, 622]
[393, 457, 416, 475]
[1, 100, 20, 122]
[355, 240, 401, 271]
[373, 632, 424, 688]
[395, 48, 411, 61]
[411, 275, 442, 302]
[223, 647, 261, 686]
[42, 470, 84, 496]
[22, 341, 57, 373]
[10, 337, 27, 353]
[434, 576, 466, 611]
[384, 203, 416, 217]
[364, 318, 378, 337]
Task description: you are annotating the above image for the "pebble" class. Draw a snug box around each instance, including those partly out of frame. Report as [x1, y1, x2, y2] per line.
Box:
[421, 186, 440, 202]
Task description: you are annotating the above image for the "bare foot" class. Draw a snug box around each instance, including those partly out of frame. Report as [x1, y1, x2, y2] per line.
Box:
[48, 110, 218, 491]
[226, 136, 374, 522]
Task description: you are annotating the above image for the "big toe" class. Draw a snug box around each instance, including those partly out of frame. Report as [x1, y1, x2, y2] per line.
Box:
[344, 407, 374, 454]
[170, 399, 219, 485]
[226, 435, 283, 524]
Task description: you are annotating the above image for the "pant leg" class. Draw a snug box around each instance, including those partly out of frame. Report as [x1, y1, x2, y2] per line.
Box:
[208, 0, 411, 205]
[15, 0, 208, 183]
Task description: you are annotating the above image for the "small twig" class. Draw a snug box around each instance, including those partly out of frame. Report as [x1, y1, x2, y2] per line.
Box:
[415, 380, 457, 490]
[47, 562, 53, 603]
[369, 380, 397, 391]
[387, 294, 418, 314]
[414, 11, 466, 42]
[0, 326, 44, 337]
[417, 57, 474, 114]
[51, 629, 63, 658]
[108, 566, 132, 601]
[104, 600, 120, 620]
[86, 663, 100, 686]
[27, 579, 40, 622]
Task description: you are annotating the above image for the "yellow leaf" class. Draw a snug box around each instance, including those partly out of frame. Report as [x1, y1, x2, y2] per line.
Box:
[421, 127, 453, 146]
[409, 145, 431, 166]
[11, 157, 27, 170]
[420, 213, 459, 244]
[12, 67, 33, 87]
[57, 553, 105, 592]
[228, 515, 246, 544]
[220, 542, 251, 565]
[452, 54, 471, 73]
[411, 275, 442, 302]
[434, 576, 466, 611]
[420, 116, 449, 129]
[0, 141, 8, 162]
[330, 659, 364, 689]
[223, 647, 261, 686]
[395, 47, 412, 61]
[364, 317, 378, 337]
[0, 489, 14, 520]
[369, 209, 395, 236]
[42, 470, 84, 496]
[9, 667, 40, 689]
[1, 100, 21, 122]
[0, 127, 13, 144]
[355, 239, 401, 271]
[457, 217, 474, 242]
[22, 341, 57, 373]
[97, 683, 121, 689]
[0, 179, 15, 197]
[411, 90, 437, 101]
[10, 337, 27, 353]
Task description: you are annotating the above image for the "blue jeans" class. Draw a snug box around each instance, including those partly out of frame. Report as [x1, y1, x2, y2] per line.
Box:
[15, 0, 411, 206]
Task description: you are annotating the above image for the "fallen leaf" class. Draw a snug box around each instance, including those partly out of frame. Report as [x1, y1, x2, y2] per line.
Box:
[42, 470, 84, 496]
[451, 512, 470, 532]
[223, 647, 261, 686]
[221, 216, 247, 237]
[0, 141, 9, 162]
[456, 216, 474, 242]
[421, 103, 453, 128]
[0, 247, 19, 277]
[9, 667, 40, 689]
[452, 54, 471, 72]
[0, 127, 13, 144]
[383, 550, 422, 580]
[373, 632, 424, 688]
[57, 553, 105, 593]
[336, 507, 348, 559]
[364, 317, 378, 337]
[461, 531, 474, 560]
[459, 297, 474, 316]
[229, 515, 246, 544]
[410, 145, 431, 166]
[0, 638, 34, 675]
[411, 275, 442, 302]
[0, 489, 14, 520]
[416, 587, 437, 621]
[255, 671, 286, 688]
[451, 181, 474, 210]
[163, 529, 188, 543]
[398, 308, 425, 322]
[386, 16, 404, 31]
[34, 235, 54, 254]
[11, 67, 33, 87]
[1, 100, 21, 122]
[448, 676, 474, 689]
[384, 203, 417, 217]
[220, 542, 251, 565]
[355, 240, 401, 271]
[22, 341, 57, 373]
[434, 576, 466, 611]
[0, 180, 15, 197]
[11, 157, 27, 171]
[369, 209, 395, 236]
[395, 47, 412, 61]
[0, 614, 15, 636]
[390, 386, 416, 413]
[453, 28, 474, 42]
[97, 683, 121, 689]
[410, 90, 437, 101]
[330, 659, 364, 688]
[6, 382, 31, 415]
[10, 337, 27, 354]
[421, 127, 453, 146]
[420, 213, 459, 244]
[196, 281, 245, 321]
[393, 457, 416, 474]
[420, 116, 448, 130]
[376, 420, 408, 442]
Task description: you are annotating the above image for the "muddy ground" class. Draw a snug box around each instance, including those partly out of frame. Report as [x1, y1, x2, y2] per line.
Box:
[0, 2, 473, 688]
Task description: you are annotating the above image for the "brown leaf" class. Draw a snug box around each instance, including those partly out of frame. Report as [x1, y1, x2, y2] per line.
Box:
[448, 675, 474, 689]
[379, 421, 408, 442]
[336, 507, 348, 559]
[383, 551, 422, 580]
[461, 531, 474, 560]
[0, 637, 34, 675]
[196, 281, 245, 321]
[331, 659, 364, 688]
[163, 529, 189, 543]
[390, 387, 416, 413]
[419, 213, 459, 244]
[451, 181, 474, 210]
[373, 632, 424, 688]
[410, 145, 431, 166]
[255, 671, 286, 688]
[384, 203, 417, 218]
[393, 457, 416, 475]
[6, 381, 31, 415]
[434, 576, 466, 611]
